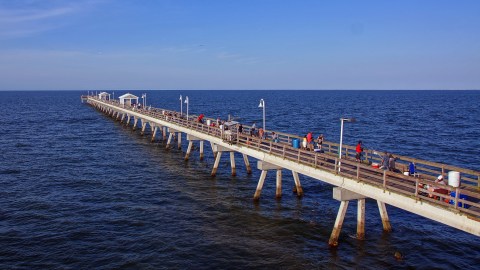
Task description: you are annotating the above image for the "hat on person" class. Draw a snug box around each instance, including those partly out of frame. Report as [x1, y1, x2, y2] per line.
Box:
[437, 175, 443, 180]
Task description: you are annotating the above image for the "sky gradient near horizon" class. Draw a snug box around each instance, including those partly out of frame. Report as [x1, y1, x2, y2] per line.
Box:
[0, 0, 479, 90]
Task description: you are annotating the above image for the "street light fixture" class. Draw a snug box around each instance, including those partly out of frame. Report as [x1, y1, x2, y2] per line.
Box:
[184, 96, 189, 120]
[338, 117, 356, 172]
[258, 98, 265, 131]
[179, 95, 183, 116]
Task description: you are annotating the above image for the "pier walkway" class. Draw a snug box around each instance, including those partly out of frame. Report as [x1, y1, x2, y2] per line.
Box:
[82, 95, 480, 246]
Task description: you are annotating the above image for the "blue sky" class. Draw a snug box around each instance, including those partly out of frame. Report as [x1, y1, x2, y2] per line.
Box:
[0, 0, 479, 90]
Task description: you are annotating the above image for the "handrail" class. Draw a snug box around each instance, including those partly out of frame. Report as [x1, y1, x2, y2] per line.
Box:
[86, 96, 480, 218]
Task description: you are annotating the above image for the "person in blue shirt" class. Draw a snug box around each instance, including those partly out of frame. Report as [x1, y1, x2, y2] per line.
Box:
[409, 162, 416, 176]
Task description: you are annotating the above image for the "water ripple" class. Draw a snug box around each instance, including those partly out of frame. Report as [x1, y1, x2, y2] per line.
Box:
[0, 91, 478, 269]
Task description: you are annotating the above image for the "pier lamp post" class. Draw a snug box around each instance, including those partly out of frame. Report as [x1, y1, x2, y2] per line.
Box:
[141, 93, 146, 108]
[179, 95, 183, 116]
[185, 96, 189, 120]
[258, 98, 266, 131]
[338, 117, 356, 172]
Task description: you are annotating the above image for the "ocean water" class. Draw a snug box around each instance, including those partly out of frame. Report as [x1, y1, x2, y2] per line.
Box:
[0, 90, 479, 269]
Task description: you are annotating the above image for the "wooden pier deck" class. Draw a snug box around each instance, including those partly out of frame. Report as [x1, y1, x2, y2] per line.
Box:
[82, 95, 480, 245]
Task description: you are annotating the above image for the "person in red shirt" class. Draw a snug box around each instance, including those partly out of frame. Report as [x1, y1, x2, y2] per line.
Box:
[197, 114, 204, 123]
[307, 132, 313, 151]
[355, 140, 363, 162]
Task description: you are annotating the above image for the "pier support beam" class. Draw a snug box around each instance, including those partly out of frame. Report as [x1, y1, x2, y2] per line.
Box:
[166, 128, 180, 149]
[243, 154, 252, 174]
[185, 141, 194, 161]
[292, 171, 304, 197]
[357, 199, 366, 240]
[199, 141, 204, 160]
[162, 126, 167, 140]
[377, 200, 392, 232]
[211, 152, 223, 177]
[185, 135, 204, 161]
[330, 187, 367, 246]
[254, 170, 268, 201]
[254, 161, 284, 200]
[230, 152, 236, 176]
[151, 126, 158, 142]
[276, 169, 282, 199]
[210, 145, 237, 177]
[141, 120, 147, 135]
[133, 117, 139, 130]
[328, 201, 349, 247]
[210, 141, 217, 158]
[177, 132, 182, 149]
[166, 133, 173, 149]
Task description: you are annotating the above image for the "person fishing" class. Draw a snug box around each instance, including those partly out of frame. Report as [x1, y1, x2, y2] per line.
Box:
[355, 140, 364, 162]
[380, 152, 390, 170]
[316, 134, 324, 151]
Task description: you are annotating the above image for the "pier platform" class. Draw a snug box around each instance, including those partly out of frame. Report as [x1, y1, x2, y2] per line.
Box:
[83, 94, 480, 246]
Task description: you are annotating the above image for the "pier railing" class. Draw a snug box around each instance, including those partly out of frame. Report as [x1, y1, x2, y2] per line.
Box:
[87, 96, 480, 219]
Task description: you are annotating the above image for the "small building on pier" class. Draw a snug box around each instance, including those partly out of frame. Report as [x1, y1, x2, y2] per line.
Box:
[98, 92, 111, 101]
[119, 93, 138, 107]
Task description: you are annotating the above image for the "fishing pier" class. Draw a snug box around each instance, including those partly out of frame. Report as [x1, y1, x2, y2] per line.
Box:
[82, 94, 480, 246]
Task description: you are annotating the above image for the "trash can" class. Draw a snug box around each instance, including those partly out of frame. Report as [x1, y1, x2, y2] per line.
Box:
[292, 138, 300, 149]
[448, 171, 461, 187]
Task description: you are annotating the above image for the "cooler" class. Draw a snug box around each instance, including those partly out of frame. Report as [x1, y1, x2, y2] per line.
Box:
[450, 191, 469, 208]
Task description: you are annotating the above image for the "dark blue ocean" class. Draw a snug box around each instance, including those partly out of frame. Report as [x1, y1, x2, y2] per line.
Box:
[0, 90, 479, 269]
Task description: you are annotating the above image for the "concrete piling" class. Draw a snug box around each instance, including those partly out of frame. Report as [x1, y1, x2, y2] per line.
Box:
[328, 201, 349, 247]
[211, 152, 223, 177]
[377, 201, 392, 232]
[230, 152, 236, 176]
[243, 154, 251, 174]
[357, 199, 366, 240]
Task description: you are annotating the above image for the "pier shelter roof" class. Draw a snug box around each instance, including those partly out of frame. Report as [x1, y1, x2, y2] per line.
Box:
[98, 92, 110, 100]
[118, 93, 138, 106]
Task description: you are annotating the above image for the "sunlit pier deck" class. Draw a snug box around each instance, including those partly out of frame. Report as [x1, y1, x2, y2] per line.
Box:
[82, 94, 480, 246]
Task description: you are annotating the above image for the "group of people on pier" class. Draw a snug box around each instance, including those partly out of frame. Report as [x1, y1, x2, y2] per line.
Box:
[379, 152, 399, 172]
[301, 132, 324, 152]
[190, 112, 418, 177]
[110, 98, 461, 205]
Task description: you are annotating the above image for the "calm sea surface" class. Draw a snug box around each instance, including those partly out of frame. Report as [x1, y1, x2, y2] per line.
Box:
[0, 90, 479, 269]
